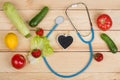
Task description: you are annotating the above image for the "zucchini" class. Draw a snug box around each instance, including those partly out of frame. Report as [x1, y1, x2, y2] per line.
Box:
[29, 6, 49, 27]
[3, 2, 31, 38]
[101, 33, 118, 53]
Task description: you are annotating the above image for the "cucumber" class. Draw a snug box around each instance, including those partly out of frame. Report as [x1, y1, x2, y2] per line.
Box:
[3, 2, 31, 38]
[101, 33, 118, 53]
[29, 6, 49, 27]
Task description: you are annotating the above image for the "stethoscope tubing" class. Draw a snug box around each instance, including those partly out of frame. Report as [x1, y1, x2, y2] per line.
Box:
[77, 28, 94, 44]
[65, 2, 93, 35]
[46, 24, 58, 38]
[43, 2, 95, 78]
[43, 28, 94, 78]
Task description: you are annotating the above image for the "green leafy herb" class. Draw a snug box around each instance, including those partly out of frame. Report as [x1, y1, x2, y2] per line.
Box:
[31, 36, 54, 57]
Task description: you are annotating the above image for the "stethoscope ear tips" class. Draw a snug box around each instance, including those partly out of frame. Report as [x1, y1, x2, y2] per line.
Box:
[71, 4, 78, 8]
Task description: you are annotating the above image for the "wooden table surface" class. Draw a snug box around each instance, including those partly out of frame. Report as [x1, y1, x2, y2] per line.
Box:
[0, 0, 120, 80]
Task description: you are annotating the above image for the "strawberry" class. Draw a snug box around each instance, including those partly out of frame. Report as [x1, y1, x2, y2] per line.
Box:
[32, 49, 42, 58]
[36, 28, 44, 36]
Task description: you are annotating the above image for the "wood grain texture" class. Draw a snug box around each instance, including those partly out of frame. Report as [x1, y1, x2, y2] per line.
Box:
[0, 10, 120, 30]
[0, 0, 120, 9]
[0, 52, 120, 73]
[0, 0, 120, 80]
[0, 72, 120, 80]
[0, 31, 119, 51]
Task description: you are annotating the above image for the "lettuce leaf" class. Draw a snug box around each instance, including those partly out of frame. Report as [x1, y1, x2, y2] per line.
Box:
[31, 35, 54, 57]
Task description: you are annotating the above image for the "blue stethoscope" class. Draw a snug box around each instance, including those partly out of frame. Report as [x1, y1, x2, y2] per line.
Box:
[43, 2, 94, 78]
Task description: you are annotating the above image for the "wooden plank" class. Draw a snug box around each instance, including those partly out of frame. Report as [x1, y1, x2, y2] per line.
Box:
[0, 0, 120, 9]
[0, 52, 120, 72]
[0, 72, 119, 80]
[0, 31, 119, 51]
[0, 10, 120, 30]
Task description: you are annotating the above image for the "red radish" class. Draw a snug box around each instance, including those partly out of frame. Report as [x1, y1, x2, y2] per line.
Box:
[32, 49, 42, 58]
[94, 53, 103, 62]
[11, 54, 26, 69]
[36, 28, 44, 36]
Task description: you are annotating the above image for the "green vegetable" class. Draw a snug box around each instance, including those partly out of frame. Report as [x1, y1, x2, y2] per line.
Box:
[3, 2, 31, 38]
[31, 36, 54, 56]
[29, 6, 49, 27]
[101, 33, 118, 53]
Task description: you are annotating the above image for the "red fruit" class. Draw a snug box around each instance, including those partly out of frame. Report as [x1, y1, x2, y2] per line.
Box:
[11, 54, 26, 69]
[97, 14, 112, 31]
[94, 53, 103, 62]
[36, 28, 44, 36]
[32, 49, 42, 58]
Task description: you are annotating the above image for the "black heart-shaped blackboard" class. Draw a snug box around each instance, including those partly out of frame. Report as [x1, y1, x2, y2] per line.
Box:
[58, 35, 73, 49]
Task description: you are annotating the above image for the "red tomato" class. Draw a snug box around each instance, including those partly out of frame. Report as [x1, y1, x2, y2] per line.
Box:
[94, 53, 103, 62]
[97, 14, 112, 31]
[36, 28, 44, 36]
[11, 54, 26, 69]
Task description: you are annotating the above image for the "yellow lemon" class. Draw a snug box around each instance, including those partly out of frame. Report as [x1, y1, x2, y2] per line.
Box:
[5, 33, 18, 50]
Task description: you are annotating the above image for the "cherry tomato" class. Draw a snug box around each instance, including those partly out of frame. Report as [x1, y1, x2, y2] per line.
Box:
[94, 53, 103, 62]
[97, 14, 112, 31]
[32, 49, 42, 58]
[11, 54, 26, 69]
[36, 28, 44, 36]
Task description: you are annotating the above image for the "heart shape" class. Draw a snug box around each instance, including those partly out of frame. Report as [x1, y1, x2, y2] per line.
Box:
[57, 35, 73, 49]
